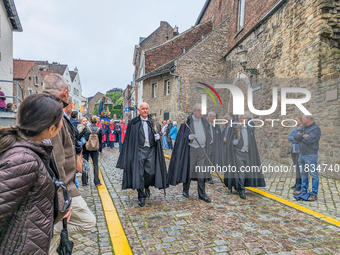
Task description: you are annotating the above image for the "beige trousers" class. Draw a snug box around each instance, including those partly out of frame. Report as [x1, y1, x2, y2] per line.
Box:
[49, 195, 96, 255]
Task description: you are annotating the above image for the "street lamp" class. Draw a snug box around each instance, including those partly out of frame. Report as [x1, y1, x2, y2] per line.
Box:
[236, 44, 259, 78]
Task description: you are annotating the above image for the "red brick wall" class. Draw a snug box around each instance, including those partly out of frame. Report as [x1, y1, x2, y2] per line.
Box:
[144, 19, 213, 74]
[198, 0, 281, 52]
[139, 21, 174, 51]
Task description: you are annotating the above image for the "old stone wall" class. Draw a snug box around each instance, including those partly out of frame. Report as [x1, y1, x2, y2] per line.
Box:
[223, 0, 340, 175]
[142, 75, 179, 122]
[198, 0, 281, 52]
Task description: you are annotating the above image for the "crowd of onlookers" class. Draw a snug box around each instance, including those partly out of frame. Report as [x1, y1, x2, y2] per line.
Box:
[159, 119, 178, 150]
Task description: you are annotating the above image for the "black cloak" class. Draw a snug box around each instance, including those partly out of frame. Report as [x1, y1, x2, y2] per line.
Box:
[168, 114, 212, 186]
[210, 124, 223, 168]
[223, 125, 266, 191]
[116, 115, 168, 191]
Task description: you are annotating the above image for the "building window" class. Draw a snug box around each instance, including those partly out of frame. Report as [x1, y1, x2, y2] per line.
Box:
[238, 0, 245, 31]
[164, 112, 169, 120]
[34, 75, 39, 86]
[164, 80, 170, 96]
[152, 83, 157, 98]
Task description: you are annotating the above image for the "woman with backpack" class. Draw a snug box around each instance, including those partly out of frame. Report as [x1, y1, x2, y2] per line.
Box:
[0, 93, 71, 255]
[82, 116, 103, 186]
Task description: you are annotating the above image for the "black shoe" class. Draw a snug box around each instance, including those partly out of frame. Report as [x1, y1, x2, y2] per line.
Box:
[199, 195, 211, 203]
[291, 184, 296, 189]
[145, 188, 150, 198]
[183, 192, 189, 198]
[293, 190, 303, 196]
[238, 189, 246, 199]
[207, 179, 214, 184]
[138, 199, 145, 207]
[95, 183, 102, 187]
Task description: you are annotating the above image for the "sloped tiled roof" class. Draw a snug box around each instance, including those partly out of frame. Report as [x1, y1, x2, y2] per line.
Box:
[13, 59, 35, 79]
[136, 60, 175, 82]
[40, 70, 53, 79]
[69, 71, 77, 82]
[49, 63, 67, 75]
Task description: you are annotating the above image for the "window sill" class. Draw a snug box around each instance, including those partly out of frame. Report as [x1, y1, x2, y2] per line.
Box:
[234, 27, 244, 39]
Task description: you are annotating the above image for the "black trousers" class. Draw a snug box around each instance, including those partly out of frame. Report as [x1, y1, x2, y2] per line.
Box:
[235, 150, 249, 191]
[83, 148, 100, 185]
[183, 146, 207, 198]
[137, 146, 156, 200]
[291, 152, 301, 190]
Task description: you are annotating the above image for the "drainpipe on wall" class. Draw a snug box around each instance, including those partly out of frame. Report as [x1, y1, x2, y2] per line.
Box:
[169, 68, 181, 111]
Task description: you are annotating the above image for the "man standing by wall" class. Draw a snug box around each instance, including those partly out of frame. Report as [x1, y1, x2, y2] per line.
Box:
[43, 73, 96, 255]
[293, 115, 321, 201]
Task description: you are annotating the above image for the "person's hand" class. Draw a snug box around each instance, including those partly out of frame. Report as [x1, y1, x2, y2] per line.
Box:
[63, 206, 73, 223]
[82, 126, 85, 130]
[189, 134, 197, 140]
[303, 134, 309, 138]
[297, 132, 301, 135]
[154, 134, 160, 141]
[233, 139, 239, 145]
[223, 137, 226, 143]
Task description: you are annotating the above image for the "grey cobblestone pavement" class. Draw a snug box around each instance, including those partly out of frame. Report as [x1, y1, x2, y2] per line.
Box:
[258, 158, 340, 220]
[96, 147, 340, 255]
[69, 166, 113, 255]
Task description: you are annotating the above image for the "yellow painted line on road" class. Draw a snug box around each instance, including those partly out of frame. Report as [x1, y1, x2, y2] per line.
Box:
[97, 167, 133, 255]
[165, 154, 340, 227]
[246, 187, 340, 227]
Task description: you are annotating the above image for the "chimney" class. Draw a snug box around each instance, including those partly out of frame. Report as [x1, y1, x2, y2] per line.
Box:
[74, 66, 78, 73]
[173, 26, 179, 37]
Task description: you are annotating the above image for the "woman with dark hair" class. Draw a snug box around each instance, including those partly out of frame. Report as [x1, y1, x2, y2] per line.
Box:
[0, 93, 71, 255]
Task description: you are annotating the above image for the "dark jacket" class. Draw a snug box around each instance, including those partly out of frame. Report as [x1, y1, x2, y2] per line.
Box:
[294, 122, 321, 155]
[168, 115, 212, 185]
[0, 139, 57, 255]
[116, 115, 168, 191]
[82, 124, 102, 144]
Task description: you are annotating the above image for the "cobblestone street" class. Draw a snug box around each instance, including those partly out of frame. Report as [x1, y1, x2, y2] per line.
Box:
[70, 170, 113, 255]
[88, 147, 340, 255]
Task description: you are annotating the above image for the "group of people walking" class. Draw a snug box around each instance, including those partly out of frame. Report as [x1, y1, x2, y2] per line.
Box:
[117, 103, 266, 207]
[0, 73, 322, 255]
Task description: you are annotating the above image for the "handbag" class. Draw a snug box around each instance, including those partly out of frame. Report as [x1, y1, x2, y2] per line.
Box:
[166, 136, 171, 143]
[287, 145, 293, 154]
[76, 152, 83, 173]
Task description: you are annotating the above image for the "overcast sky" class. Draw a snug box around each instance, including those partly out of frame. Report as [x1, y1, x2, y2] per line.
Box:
[13, 0, 206, 97]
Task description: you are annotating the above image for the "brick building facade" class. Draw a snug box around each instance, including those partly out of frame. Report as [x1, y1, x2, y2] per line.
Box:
[138, 0, 340, 172]
[13, 60, 50, 108]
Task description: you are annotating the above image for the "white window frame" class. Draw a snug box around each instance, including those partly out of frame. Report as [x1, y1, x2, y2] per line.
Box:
[238, 0, 245, 31]
[152, 83, 157, 98]
[34, 75, 39, 86]
[164, 80, 170, 96]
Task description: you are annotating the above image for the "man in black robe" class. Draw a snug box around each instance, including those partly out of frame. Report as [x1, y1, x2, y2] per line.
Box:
[224, 114, 265, 199]
[207, 112, 223, 184]
[168, 103, 212, 203]
[116, 102, 168, 207]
